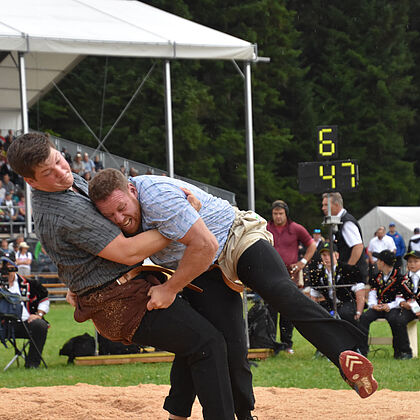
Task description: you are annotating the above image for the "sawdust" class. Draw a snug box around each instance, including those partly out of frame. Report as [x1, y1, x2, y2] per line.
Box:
[0, 384, 418, 419]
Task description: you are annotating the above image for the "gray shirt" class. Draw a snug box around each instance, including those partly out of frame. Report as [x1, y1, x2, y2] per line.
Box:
[31, 174, 130, 293]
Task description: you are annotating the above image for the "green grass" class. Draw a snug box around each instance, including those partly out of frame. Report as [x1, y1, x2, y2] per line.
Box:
[1, 302, 419, 391]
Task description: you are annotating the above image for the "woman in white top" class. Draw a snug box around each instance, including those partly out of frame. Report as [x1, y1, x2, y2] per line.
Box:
[15, 241, 32, 276]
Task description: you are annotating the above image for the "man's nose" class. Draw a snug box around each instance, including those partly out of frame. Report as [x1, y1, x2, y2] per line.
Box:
[114, 213, 125, 224]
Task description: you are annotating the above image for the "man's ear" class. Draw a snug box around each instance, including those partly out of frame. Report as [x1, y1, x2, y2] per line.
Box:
[23, 177, 36, 188]
[127, 183, 137, 197]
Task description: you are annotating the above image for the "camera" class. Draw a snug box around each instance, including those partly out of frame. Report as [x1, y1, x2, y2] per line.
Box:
[0, 256, 18, 287]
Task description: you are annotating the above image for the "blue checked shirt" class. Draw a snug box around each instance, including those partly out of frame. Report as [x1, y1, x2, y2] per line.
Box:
[130, 175, 235, 270]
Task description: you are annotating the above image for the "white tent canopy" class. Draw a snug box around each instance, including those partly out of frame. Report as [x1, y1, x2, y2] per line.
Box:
[358, 206, 420, 248]
[0, 0, 257, 128]
[1, 0, 262, 234]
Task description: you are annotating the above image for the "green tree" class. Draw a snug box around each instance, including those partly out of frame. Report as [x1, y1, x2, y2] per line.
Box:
[288, 0, 418, 218]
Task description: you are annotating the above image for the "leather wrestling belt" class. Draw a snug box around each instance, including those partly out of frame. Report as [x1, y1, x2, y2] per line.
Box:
[117, 264, 245, 294]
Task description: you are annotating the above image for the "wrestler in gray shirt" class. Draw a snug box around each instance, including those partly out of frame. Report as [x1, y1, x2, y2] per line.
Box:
[32, 174, 131, 293]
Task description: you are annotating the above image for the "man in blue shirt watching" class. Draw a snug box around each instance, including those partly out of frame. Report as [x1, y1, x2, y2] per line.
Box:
[387, 222, 406, 271]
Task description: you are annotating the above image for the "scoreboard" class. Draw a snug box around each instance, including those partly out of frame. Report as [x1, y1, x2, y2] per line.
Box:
[298, 126, 359, 194]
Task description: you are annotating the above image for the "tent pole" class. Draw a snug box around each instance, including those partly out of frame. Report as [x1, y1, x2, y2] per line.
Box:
[18, 52, 33, 236]
[244, 62, 255, 211]
[164, 60, 174, 178]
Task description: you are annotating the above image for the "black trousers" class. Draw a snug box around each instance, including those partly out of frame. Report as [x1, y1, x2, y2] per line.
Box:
[132, 294, 235, 420]
[237, 240, 365, 368]
[164, 268, 254, 419]
[13, 318, 48, 368]
[359, 307, 413, 356]
[158, 239, 366, 418]
[268, 307, 294, 348]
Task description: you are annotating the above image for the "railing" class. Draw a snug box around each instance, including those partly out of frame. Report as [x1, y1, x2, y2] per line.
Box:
[0, 205, 32, 235]
[48, 132, 237, 205]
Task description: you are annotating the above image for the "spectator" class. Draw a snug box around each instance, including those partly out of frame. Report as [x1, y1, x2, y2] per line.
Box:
[83, 171, 93, 181]
[266, 199, 316, 354]
[82, 152, 95, 176]
[0, 130, 5, 145]
[2, 173, 15, 196]
[367, 226, 396, 277]
[408, 227, 420, 253]
[1, 238, 10, 254]
[0, 179, 6, 204]
[4, 129, 14, 151]
[321, 192, 368, 282]
[61, 147, 72, 165]
[308, 228, 326, 271]
[119, 165, 127, 177]
[387, 222, 406, 271]
[0, 159, 14, 179]
[4, 192, 16, 222]
[309, 242, 366, 327]
[0, 144, 7, 163]
[8, 234, 23, 253]
[71, 153, 84, 175]
[2, 251, 49, 368]
[15, 191, 26, 222]
[15, 241, 32, 276]
[359, 250, 405, 358]
[397, 250, 420, 359]
[93, 155, 104, 172]
[129, 167, 138, 177]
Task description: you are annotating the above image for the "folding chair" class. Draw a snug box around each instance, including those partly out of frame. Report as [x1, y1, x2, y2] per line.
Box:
[1, 317, 48, 371]
[1, 288, 48, 371]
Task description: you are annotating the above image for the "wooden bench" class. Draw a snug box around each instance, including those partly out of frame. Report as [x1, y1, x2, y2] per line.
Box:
[25, 273, 68, 301]
[368, 318, 418, 358]
[74, 348, 274, 366]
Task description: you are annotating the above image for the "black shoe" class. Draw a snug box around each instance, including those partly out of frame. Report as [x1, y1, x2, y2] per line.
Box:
[395, 352, 413, 360]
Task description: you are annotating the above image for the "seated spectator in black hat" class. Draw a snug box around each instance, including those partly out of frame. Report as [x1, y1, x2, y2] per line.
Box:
[359, 250, 407, 358]
[309, 242, 366, 327]
[2, 251, 50, 368]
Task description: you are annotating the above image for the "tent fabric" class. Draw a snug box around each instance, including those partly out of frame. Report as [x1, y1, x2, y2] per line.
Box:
[358, 206, 420, 248]
[0, 0, 257, 129]
[0, 0, 256, 60]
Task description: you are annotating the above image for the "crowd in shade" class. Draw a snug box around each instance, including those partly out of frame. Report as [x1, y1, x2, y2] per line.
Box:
[0, 130, 146, 235]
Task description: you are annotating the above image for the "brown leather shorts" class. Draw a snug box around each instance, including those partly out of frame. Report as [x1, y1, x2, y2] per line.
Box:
[74, 272, 162, 345]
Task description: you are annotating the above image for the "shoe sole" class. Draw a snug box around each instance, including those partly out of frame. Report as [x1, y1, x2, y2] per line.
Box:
[339, 351, 378, 398]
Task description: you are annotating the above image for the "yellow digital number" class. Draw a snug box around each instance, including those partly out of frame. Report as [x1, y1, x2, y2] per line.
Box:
[318, 128, 336, 157]
[342, 162, 356, 188]
[319, 164, 336, 189]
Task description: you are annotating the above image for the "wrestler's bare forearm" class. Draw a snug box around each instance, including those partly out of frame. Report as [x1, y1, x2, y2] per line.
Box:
[98, 230, 171, 266]
[147, 218, 218, 310]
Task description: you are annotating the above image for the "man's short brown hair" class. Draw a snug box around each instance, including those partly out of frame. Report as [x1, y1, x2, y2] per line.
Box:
[89, 168, 129, 203]
[7, 132, 55, 179]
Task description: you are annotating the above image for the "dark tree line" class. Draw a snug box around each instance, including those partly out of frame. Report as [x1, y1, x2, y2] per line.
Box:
[29, 0, 420, 229]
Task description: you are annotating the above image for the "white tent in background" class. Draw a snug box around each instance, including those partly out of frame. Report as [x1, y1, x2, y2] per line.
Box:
[358, 206, 420, 248]
[0, 0, 257, 129]
[1, 0, 266, 234]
